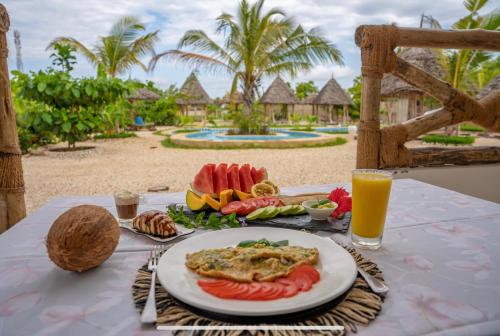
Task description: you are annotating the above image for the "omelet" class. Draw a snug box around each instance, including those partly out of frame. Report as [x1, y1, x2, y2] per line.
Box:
[186, 246, 319, 282]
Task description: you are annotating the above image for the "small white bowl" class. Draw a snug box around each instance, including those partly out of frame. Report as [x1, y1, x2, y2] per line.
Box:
[302, 200, 338, 221]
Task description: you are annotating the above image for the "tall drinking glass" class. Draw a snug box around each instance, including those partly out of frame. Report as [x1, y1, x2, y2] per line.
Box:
[351, 170, 392, 249]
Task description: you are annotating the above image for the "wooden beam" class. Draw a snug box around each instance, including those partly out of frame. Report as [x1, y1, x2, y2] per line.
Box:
[410, 147, 500, 167]
[397, 27, 500, 51]
[0, 4, 26, 233]
[356, 25, 500, 52]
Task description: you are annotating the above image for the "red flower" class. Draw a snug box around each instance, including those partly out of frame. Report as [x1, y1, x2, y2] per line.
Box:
[328, 187, 352, 219]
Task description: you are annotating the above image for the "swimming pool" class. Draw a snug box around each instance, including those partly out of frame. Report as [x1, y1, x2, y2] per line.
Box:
[184, 128, 320, 141]
[314, 127, 349, 133]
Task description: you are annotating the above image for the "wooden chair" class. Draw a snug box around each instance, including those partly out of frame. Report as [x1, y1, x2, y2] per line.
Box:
[355, 25, 500, 202]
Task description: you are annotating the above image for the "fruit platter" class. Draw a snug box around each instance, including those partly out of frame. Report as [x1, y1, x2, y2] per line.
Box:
[169, 163, 352, 233]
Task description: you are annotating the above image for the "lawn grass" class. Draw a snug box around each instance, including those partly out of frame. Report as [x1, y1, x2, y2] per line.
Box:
[94, 132, 137, 140]
[161, 136, 347, 150]
[319, 130, 349, 134]
[422, 134, 475, 145]
[459, 123, 485, 132]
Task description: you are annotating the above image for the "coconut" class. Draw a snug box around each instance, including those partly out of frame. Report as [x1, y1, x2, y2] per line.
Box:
[46, 205, 120, 272]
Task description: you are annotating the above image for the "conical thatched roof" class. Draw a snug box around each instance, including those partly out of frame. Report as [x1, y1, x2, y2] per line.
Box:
[176, 72, 211, 105]
[261, 77, 297, 104]
[222, 91, 244, 104]
[313, 78, 352, 105]
[477, 75, 500, 100]
[381, 48, 444, 97]
[127, 88, 161, 101]
[300, 93, 318, 104]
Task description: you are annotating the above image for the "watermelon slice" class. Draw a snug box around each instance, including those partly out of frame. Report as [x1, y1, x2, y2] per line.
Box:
[251, 166, 268, 183]
[227, 164, 241, 191]
[193, 164, 214, 194]
[213, 163, 229, 194]
[239, 164, 254, 193]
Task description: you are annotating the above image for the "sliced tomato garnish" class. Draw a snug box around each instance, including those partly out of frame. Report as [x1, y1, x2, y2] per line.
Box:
[292, 264, 321, 283]
[287, 271, 313, 291]
[275, 278, 299, 297]
[221, 201, 244, 215]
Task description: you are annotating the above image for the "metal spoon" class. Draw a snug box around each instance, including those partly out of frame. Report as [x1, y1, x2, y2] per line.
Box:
[328, 236, 389, 295]
[356, 265, 389, 295]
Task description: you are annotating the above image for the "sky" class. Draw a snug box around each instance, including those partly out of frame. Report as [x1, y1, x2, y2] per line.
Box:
[4, 0, 497, 98]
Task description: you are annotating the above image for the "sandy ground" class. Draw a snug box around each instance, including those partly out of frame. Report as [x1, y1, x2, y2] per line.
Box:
[22, 131, 357, 213]
[22, 130, 500, 213]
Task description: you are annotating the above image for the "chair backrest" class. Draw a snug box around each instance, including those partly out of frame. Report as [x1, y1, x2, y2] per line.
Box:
[135, 116, 145, 125]
[354, 25, 500, 169]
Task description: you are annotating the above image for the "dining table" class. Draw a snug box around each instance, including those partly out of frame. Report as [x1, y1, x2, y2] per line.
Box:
[1, 178, 499, 336]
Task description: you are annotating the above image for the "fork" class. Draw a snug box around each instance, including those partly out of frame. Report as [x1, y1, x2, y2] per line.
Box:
[140, 245, 162, 323]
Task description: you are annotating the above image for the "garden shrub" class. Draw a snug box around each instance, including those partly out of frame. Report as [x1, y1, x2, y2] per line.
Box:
[422, 134, 475, 145]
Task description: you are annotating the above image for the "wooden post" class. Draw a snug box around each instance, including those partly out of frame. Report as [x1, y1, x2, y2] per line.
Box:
[0, 4, 26, 233]
[343, 105, 349, 124]
[355, 25, 399, 169]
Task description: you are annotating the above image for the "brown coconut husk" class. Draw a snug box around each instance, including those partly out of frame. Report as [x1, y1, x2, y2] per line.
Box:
[46, 205, 120, 272]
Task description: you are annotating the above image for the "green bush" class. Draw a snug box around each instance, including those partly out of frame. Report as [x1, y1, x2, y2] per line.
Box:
[422, 134, 475, 145]
[133, 97, 179, 126]
[460, 123, 485, 132]
[94, 132, 137, 139]
[12, 69, 129, 148]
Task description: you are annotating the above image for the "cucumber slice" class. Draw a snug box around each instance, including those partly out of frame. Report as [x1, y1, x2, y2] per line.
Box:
[279, 205, 295, 215]
[290, 205, 307, 215]
[259, 206, 276, 219]
[267, 207, 281, 218]
[246, 208, 267, 221]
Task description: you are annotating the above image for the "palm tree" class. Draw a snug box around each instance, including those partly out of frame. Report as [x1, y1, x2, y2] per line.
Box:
[150, 0, 343, 114]
[47, 16, 158, 78]
[443, 0, 500, 94]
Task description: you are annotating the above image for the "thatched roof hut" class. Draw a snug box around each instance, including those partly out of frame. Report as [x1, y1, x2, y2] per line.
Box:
[176, 72, 211, 121]
[381, 47, 444, 123]
[127, 88, 161, 102]
[176, 72, 211, 105]
[477, 75, 500, 100]
[311, 78, 352, 124]
[314, 78, 352, 106]
[301, 94, 317, 104]
[221, 91, 244, 105]
[261, 77, 297, 122]
[261, 77, 297, 105]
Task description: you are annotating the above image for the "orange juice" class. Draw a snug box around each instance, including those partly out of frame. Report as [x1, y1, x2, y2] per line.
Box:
[351, 171, 392, 239]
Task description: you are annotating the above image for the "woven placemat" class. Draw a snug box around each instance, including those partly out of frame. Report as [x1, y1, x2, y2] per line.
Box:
[132, 244, 385, 336]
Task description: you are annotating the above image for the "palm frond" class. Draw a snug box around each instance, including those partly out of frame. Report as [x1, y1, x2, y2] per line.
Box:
[149, 50, 233, 74]
[47, 37, 98, 65]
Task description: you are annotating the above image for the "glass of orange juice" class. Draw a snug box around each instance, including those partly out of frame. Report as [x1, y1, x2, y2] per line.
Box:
[351, 169, 392, 249]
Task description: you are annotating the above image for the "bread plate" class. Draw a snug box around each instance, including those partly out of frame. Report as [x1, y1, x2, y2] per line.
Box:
[119, 220, 194, 243]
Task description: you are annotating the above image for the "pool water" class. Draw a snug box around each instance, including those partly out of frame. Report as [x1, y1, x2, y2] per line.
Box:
[314, 127, 349, 133]
[184, 128, 320, 141]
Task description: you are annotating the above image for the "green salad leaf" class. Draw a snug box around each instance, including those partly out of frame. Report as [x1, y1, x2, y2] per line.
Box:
[167, 205, 240, 230]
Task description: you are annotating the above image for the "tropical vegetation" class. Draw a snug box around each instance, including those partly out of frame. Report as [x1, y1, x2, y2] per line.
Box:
[150, 0, 343, 120]
[441, 0, 499, 94]
[422, 134, 475, 145]
[48, 16, 158, 78]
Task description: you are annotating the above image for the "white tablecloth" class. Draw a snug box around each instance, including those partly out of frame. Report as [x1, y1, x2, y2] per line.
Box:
[1, 179, 499, 335]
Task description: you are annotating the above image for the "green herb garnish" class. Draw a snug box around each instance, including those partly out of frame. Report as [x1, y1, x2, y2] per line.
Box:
[167, 205, 240, 230]
[237, 238, 289, 248]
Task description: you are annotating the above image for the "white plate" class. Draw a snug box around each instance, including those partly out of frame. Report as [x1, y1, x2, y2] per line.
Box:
[119, 221, 194, 243]
[157, 227, 357, 316]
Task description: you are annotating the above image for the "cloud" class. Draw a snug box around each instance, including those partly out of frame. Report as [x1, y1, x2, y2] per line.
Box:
[3, 0, 489, 97]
